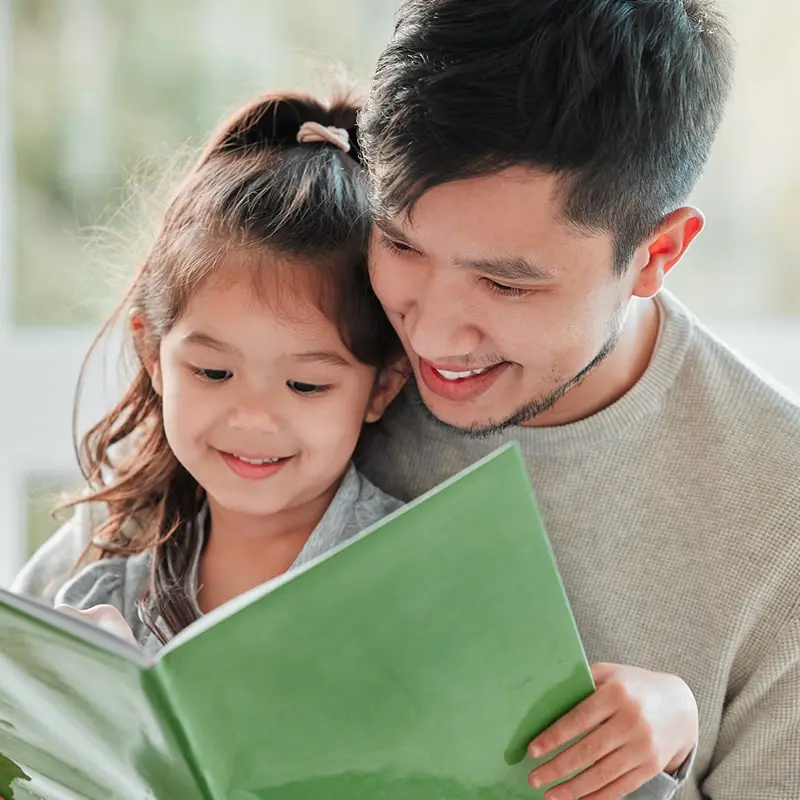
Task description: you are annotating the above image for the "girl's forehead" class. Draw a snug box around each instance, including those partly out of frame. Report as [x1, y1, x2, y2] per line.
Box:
[184, 281, 339, 335]
[187, 249, 339, 321]
[171, 256, 351, 351]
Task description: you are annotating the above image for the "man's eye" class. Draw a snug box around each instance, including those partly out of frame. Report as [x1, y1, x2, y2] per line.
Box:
[481, 278, 532, 298]
[287, 381, 330, 395]
[193, 368, 233, 382]
[378, 235, 415, 255]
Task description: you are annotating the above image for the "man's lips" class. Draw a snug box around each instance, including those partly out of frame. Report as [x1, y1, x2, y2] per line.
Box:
[417, 358, 510, 401]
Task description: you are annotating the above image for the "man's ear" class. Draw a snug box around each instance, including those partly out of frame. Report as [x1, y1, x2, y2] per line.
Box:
[365, 357, 410, 423]
[632, 206, 704, 298]
[131, 310, 163, 396]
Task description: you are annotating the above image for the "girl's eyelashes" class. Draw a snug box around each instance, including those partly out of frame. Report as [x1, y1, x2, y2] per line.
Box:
[189, 368, 331, 394]
[192, 367, 233, 382]
[287, 380, 331, 395]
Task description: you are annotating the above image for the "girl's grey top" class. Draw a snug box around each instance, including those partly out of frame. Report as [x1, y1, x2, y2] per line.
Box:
[12, 463, 402, 655]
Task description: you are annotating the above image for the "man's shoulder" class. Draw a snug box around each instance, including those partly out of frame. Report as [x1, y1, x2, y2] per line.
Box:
[356, 386, 452, 501]
[677, 307, 800, 452]
[351, 465, 405, 522]
[669, 305, 800, 546]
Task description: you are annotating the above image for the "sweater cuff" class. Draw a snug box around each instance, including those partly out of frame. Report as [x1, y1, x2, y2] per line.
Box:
[667, 745, 696, 783]
[624, 748, 695, 799]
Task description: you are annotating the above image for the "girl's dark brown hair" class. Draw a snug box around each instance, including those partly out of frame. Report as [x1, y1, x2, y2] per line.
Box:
[62, 91, 400, 640]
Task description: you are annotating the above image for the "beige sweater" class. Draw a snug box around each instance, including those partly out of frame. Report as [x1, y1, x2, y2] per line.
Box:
[357, 292, 800, 800]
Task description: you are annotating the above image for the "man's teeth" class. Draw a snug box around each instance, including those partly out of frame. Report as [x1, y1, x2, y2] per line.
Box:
[434, 367, 491, 381]
[235, 455, 282, 465]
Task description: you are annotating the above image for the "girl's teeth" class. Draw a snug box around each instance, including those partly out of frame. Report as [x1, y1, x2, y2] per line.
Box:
[236, 456, 281, 465]
[435, 367, 491, 381]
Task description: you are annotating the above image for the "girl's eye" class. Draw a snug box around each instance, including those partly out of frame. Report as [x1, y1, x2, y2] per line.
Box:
[193, 368, 233, 382]
[287, 380, 330, 395]
[481, 278, 532, 298]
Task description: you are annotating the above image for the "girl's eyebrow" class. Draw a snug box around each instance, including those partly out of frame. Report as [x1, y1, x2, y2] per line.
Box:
[181, 331, 241, 355]
[181, 334, 351, 368]
[293, 351, 352, 368]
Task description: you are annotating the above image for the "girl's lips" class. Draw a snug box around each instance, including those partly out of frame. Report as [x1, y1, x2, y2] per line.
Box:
[219, 452, 292, 480]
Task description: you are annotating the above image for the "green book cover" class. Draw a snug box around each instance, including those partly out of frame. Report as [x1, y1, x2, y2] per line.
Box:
[0, 443, 594, 800]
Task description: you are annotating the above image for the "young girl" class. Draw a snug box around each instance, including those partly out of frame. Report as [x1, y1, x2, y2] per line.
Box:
[12, 91, 406, 654]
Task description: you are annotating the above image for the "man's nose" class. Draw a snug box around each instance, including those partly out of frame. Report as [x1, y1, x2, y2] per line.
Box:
[403, 276, 482, 362]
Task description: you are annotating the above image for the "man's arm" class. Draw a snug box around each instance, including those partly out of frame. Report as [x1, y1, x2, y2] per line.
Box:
[703, 602, 800, 798]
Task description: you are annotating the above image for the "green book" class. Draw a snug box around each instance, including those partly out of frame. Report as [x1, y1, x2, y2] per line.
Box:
[0, 443, 594, 800]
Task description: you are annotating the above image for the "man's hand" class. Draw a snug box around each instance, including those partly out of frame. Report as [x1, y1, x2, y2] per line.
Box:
[527, 663, 698, 800]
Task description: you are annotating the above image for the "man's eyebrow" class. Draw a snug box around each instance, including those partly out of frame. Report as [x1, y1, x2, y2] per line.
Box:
[375, 217, 555, 282]
[292, 350, 352, 368]
[456, 254, 557, 283]
[374, 217, 415, 244]
[181, 331, 242, 355]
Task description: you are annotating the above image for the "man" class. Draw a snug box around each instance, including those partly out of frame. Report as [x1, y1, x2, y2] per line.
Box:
[357, 1, 800, 798]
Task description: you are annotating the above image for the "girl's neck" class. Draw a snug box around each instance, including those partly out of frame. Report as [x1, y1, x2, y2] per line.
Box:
[196, 478, 342, 614]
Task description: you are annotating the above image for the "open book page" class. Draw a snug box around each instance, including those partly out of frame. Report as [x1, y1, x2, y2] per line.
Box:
[0, 587, 148, 666]
[0, 589, 203, 799]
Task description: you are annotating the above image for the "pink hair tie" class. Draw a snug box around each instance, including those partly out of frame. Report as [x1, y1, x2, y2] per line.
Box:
[296, 121, 351, 153]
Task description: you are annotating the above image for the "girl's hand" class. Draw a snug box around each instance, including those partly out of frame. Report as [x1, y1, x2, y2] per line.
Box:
[55, 603, 138, 646]
[527, 663, 698, 800]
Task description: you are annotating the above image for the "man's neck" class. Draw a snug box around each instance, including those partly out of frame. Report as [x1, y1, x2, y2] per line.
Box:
[523, 297, 661, 428]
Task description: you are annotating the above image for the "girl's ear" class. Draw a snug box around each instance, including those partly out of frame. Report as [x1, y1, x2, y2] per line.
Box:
[365, 357, 411, 423]
[131, 310, 163, 396]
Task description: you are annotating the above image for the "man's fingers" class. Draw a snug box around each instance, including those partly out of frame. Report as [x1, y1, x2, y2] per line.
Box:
[528, 716, 626, 789]
[577, 765, 661, 800]
[590, 662, 617, 685]
[529, 683, 616, 758]
[537, 746, 656, 800]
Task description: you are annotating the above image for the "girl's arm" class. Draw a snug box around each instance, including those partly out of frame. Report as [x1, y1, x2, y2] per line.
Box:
[11, 497, 102, 601]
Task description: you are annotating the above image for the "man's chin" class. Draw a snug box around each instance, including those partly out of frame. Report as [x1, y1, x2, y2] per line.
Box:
[413, 382, 516, 438]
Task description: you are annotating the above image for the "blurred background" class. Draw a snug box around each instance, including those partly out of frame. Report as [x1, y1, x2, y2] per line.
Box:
[1, 0, 799, 585]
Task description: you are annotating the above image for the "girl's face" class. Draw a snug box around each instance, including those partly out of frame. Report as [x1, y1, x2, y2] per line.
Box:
[145, 256, 402, 528]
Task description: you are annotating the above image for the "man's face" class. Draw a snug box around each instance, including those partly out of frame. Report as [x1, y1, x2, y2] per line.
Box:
[368, 167, 646, 434]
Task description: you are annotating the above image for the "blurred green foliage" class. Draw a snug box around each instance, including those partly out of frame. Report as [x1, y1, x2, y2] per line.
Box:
[11, 0, 396, 326]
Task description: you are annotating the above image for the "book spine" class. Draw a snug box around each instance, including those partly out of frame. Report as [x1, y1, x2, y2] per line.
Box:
[143, 666, 220, 800]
